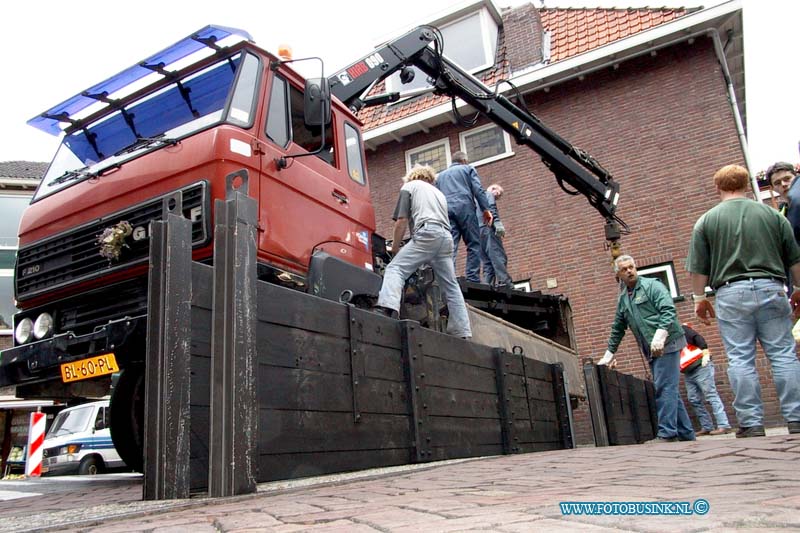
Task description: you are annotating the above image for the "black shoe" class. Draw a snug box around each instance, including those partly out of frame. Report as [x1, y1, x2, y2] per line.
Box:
[373, 306, 398, 319]
[788, 421, 800, 434]
[645, 436, 678, 444]
[735, 425, 766, 438]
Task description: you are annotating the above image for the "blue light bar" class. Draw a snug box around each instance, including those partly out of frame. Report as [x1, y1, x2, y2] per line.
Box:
[28, 25, 253, 136]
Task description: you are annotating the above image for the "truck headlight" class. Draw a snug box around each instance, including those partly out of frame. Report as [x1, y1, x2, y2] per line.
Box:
[33, 313, 54, 340]
[15, 318, 33, 344]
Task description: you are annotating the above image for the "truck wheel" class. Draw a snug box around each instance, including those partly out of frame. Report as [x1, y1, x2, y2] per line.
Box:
[78, 455, 103, 475]
[110, 364, 144, 472]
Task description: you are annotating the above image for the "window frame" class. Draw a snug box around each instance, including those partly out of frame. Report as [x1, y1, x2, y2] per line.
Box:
[638, 262, 681, 300]
[404, 138, 451, 174]
[385, 8, 498, 95]
[513, 280, 531, 292]
[458, 123, 514, 167]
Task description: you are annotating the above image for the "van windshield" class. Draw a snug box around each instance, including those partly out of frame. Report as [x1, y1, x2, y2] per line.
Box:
[35, 51, 259, 201]
[47, 404, 94, 437]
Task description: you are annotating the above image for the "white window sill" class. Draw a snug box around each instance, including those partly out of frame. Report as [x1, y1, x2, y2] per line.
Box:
[471, 151, 515, 168]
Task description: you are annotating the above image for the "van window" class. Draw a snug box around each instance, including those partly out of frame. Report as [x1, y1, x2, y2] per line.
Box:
[95, 407, 108, 430]
[344, 123, 365, 185]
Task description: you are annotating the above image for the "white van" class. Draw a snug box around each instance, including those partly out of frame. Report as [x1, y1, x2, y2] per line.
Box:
[42, 400, 126, 475]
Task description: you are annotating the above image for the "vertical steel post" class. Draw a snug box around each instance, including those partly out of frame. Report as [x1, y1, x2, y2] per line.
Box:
[582, 360, 610, 447]
[143, 195, 192, 500]
[208, 171, 258, 497]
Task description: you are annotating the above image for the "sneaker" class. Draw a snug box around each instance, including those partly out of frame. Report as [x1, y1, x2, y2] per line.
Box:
[735, 425, 766, 438]
[788, 421, 800, 434]
[696, 429, 712, 436]
[645, 436, 678, 444]
[709, 427, 734, 436]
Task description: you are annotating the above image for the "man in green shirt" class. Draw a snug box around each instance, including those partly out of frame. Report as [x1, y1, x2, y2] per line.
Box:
[598, 254, 695, 443]
[687, 164, 800, 438]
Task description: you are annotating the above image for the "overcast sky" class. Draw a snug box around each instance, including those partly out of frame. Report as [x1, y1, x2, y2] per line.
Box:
[0, 0, 796, 173]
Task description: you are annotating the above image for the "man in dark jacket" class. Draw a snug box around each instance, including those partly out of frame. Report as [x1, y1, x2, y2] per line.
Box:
[598, 254, 695, 443]
[680, 323, 733, 435]
[435, 151, 492, 282]
[477, 184, 512, 287]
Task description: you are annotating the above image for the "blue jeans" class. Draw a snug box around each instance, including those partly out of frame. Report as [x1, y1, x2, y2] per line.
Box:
[479, 226, 512, 286]
[377, 223, 471, 338]
[448, 205, 482, 282]
[715, 278, 800, 427]
[652, 350, 695, 440]
[684, 361, 731, 431]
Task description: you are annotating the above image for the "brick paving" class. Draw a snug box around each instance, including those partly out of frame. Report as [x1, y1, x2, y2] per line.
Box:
[1, 431, 798, 532]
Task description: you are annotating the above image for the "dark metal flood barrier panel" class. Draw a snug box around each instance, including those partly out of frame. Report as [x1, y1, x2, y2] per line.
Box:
[583, 361, 657, 446]
[145, 184, 575, 497]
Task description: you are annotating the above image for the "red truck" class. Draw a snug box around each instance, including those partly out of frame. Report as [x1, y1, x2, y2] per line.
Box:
[1, 25, 624, 469]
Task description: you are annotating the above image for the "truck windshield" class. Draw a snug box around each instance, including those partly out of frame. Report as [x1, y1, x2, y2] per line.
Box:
[35, 51, 259, 201]
[46, 404, 94, 437]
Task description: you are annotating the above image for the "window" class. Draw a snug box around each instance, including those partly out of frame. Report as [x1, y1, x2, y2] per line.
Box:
[265, 74, 335, 165]
[385, 9, 499, 94]
[513, 280, 532, 292]
[405, 139, 451, 173]
[638, 262, 680, 299]
[459, 124, 512, 166]
[226, 53, 261, 127]
[0, 194, 32, 334]
[289, 84, 335, 166]
[344, 123, 366, 185]
[266, 76, 290, 147]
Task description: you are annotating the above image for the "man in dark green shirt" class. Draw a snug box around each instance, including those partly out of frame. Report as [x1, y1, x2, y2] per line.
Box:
[687, 164, 800, 438]
[598, 254, 695, 443]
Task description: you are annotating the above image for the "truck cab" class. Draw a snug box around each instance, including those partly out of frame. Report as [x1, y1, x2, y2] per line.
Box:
[2, 26, 377, 404]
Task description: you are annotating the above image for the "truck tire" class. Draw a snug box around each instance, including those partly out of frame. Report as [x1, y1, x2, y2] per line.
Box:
[109, 364, 144, 473]
[78, 455, 103, 475]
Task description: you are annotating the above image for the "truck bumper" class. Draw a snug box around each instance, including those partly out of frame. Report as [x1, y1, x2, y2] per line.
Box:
[0, 315, 146, 388]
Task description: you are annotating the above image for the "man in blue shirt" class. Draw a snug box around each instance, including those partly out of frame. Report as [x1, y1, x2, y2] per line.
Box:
[477, 184, 512, 287]
[435, 151, 492, 282]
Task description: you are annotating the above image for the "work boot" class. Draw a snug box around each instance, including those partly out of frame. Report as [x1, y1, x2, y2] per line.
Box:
[373, 306, 398, 319]
[709, 427, 734, 435]
[735, 425, 765, 438]
[645, 436, 678, 444]
[696, 429, 711, 436]
[788, 421, 800, 434]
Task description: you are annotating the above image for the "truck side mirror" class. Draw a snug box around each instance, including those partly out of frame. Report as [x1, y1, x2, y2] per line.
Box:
[304, 78, 331, 128]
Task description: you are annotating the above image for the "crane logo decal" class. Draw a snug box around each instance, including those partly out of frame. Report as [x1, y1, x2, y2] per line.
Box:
[345, 52, 385, 81]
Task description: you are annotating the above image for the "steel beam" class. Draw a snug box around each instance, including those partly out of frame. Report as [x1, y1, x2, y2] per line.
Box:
[143, 196, 192, 500]
[208, 171, 258, 497]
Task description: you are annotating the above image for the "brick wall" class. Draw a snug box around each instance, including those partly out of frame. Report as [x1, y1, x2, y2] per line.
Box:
[366, 38, 790, 441]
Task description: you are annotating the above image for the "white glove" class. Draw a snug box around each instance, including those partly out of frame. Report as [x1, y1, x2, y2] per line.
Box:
[650, 328, 668, 357]
[494, 221, 506, 239]
[701, 349, 710, 367]
[597, 350, 617, 369]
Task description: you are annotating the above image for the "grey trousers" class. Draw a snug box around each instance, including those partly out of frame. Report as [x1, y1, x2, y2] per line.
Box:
[377, 223, 472, 338]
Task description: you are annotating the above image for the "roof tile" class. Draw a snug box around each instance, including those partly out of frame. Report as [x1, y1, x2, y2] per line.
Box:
[360, 6, 687, 131]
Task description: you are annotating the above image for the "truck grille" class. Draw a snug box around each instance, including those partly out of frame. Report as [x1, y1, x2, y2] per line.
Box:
[16, 182, 209, 300]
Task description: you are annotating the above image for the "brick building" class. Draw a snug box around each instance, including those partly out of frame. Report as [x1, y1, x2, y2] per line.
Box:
[356, 1, 766, 443]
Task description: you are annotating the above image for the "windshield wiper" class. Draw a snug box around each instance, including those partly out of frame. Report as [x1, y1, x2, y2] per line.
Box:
[48, 167, 92, 187]
[115, 135, 178, 157]
[47, 163, 122, 187]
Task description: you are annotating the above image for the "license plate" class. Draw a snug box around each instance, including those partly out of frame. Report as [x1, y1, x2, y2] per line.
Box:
[60, 353, 119, 383]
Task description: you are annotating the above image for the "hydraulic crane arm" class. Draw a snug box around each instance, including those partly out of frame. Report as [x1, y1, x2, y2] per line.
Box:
[329, 26, 626, 246]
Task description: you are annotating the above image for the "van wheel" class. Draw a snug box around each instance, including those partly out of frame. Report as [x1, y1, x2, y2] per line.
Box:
[78, 456, 103, 475]
[109, 364, 144, 472]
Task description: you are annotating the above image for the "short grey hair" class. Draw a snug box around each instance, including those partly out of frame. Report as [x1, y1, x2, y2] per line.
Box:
[613, 254, 636, 273]
[452, 151, 469, 165]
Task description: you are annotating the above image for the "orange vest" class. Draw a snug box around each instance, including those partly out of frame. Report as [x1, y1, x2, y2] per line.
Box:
[680, 344, 703, 373]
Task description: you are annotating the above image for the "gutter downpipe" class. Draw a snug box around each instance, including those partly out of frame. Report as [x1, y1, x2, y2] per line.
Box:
[707, 27, 757, 196]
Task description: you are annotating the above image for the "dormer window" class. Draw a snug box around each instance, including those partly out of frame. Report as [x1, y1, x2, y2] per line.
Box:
[385, 7, 499, 95]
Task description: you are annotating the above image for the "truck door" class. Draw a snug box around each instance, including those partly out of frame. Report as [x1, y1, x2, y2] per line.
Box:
[258, 71, 371, 274]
